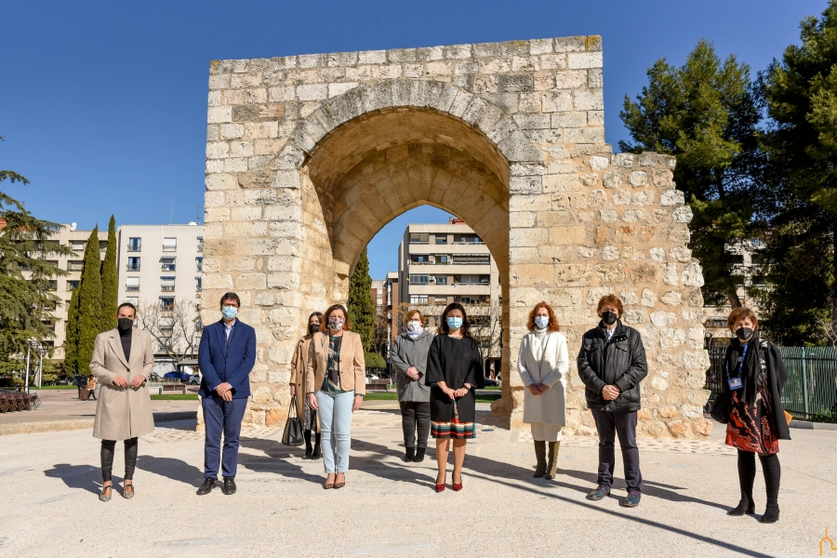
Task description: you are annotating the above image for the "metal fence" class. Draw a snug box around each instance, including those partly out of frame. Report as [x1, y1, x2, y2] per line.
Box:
[704, 346, 837, 420]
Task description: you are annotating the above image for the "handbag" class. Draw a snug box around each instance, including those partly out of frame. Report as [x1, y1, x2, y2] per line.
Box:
[709, 392, 732, 424]
[281, 396, 304, 446]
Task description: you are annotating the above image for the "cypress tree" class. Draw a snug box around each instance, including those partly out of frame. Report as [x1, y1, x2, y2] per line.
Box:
[63, 286, 80, 376]
[100, 215, 118, 328]
[77, 227, 103, 375]
[346, 247, 375, 351]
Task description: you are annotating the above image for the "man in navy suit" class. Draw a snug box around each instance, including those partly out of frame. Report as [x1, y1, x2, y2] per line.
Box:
[196, 292, 256, 496]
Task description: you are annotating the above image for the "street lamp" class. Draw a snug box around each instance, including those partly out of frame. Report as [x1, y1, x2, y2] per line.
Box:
[26, 339, 43, 392]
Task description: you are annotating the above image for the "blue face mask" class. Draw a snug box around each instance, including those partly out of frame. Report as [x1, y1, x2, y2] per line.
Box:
[535, 316, 549, 329]
[222, 306, 238, 320]
[447, 316, 463, 330]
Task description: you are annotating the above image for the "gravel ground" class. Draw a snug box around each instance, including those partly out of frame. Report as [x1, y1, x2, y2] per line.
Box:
[1, 408, 834, 557]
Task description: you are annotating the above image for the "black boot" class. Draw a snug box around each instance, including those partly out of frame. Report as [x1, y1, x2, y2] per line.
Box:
[312, 433, 322, 459]
[302, 430, 313, 459]
[760, 453, 781, 523]
[728, 450, 756, 515]
[414, 447, 426, 462]
[403, 447, 415, 462]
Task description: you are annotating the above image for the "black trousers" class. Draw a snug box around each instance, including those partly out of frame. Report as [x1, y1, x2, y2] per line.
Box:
[591, 410, 642, 492]
[400, 401, 430, 449]
[101, 438, 139, 483]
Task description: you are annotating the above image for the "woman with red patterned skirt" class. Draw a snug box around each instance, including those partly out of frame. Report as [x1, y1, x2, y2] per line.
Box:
[723, 307, 790, 524]
[425, 303, 484, 493]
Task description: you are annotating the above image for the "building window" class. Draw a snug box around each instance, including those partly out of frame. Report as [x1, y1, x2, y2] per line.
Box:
[161, 276, 176, 292]
[410, 295, 428, 304]
[195, 276, 202, 292]
[126, 257, 141, 271]
[159, 296, 175, 311]
[454, 234, 484, 245]
[46, 280, 58, 291]
[197, 236, 203, 252]
[126, 277, 140, 291]
[68, 280, 80, 291]
[195, 318, 203, 332]
[99, 241, 108, 252]
[410, 255, 430, 264]
[437, 255, 448, 265]
[67, 260, 84, 272]
[435, 235, 448, 245]
[126, 297, 139, 306]
[409, 274, 429, 285]
[409, 233, 429, 244]
[162, 237, 177, 252]
[452, 254, 490, 265]
[195, 257, 203, 272]
[434, 297, 448, 304]
[127, 237, 141, 252]
[160, 256, 176, 271]
[435, 276, 448, 285]
[71, 241, 85, 252]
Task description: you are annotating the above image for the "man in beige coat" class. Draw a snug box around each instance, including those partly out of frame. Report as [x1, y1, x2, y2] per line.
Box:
[90, 302, 155, 502]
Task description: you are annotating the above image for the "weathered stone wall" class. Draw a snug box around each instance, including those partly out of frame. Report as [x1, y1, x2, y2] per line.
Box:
[203, 35, 712, 437]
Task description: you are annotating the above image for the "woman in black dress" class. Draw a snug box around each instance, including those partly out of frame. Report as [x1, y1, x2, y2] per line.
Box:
[425, 303, 484, 492]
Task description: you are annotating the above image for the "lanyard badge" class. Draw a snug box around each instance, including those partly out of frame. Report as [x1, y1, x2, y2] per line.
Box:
[726, 343, 748, 391]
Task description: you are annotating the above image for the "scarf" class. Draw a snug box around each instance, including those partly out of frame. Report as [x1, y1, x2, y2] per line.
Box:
[406, 328, 423, 339]
[728, 330, 761, 405]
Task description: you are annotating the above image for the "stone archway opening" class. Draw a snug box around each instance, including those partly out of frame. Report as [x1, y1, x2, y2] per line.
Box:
[297, 107, 513, 407]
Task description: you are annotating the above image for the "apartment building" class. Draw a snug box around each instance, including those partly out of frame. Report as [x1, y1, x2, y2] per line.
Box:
[397, 219, 500, 307]
[704, 239, 766, 347]
[116, 223, 204, 356]
[28, 224, 108, 361]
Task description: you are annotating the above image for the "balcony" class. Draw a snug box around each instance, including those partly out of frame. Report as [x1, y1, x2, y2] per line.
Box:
[126, 264, 141, 272]
[126, 286, 140, 292]
[161, 285, 175, 292]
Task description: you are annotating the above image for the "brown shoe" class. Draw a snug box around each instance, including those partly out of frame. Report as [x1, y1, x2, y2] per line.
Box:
[533, 441, 546, 477]
[544, 441, 560, 480]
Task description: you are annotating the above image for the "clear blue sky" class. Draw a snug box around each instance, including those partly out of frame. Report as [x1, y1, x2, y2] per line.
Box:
[1, 0, 827, 279]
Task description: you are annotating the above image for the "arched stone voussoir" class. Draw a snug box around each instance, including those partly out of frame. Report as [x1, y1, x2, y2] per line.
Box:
[291, 78, 539, 170]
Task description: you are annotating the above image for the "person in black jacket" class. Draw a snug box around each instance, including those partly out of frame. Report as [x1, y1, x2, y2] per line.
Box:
[577, 294, 648, 508]
[722, 307, 789, 524]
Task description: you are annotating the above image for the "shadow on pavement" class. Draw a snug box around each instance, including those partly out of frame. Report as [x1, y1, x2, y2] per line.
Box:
[238, 436, 323, 485]
[137, 455, 203, 487]
[44, 463, 106, 494]
[351, 438, 435, 489]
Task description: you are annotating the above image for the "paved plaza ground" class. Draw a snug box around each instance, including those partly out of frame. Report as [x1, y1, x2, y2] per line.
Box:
[1, 398, 835, 557]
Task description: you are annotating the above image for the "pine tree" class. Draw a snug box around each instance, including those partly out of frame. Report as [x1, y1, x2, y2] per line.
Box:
[620, 40, 761, 308]
[0, 137, 71, 370]
[76, 227, 104, 374]
[346, 248, 375, 351]
[100, 215, 118, 328]
[758, 1, 837, 344]
[63, 286, 80, 376]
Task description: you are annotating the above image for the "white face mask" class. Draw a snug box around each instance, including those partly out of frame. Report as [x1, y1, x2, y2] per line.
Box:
[406, 320, 423, 333]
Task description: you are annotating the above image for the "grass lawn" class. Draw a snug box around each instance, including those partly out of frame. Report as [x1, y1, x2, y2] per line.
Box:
[35, 385, 77, 390]
[150, 394, 199, 401]
[483, 386, 502, 391]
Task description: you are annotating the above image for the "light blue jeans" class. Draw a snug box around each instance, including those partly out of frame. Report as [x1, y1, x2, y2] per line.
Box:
[316, 390, 354, 474]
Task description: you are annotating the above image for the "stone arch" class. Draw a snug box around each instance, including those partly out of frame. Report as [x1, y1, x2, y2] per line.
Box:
[283, 83, 534, 410]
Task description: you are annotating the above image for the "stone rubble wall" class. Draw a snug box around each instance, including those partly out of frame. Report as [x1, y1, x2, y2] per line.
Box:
[202, 35, 712, 437]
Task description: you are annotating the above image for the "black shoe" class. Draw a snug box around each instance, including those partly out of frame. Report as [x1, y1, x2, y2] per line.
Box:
[312, 434, 322, 459]
[586, 486, 610, 501]
[623, 491, 641, 507]
[728, 494, 755, 516]
[760, 504, 780, 523]
[222, 477, 237, 495]
[414, 447, 426, 462]
[403, 447, 415, 462]
[302, 445, 313, 460]
[196, 478, 216, 496]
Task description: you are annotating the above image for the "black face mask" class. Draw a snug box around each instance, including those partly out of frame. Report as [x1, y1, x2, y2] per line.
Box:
[601, 311, 618, 325]
[309, 323, 320, 335]
[117, 318, 134, 332]
[735, 327, 754, 341]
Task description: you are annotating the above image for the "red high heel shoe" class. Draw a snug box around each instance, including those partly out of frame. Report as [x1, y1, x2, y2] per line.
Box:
[451, 476, 463, 491]
[434, 477, 446, 492]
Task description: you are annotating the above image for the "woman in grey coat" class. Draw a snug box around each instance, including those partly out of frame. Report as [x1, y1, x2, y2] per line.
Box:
[390, 309, 434, 462]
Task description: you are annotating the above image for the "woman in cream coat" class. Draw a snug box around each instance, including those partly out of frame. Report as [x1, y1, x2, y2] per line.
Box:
[517, 301, 569, 480]
[89, 302, 155, 501]
[306, 304, 365, 489]
[290, 311, 323, 459]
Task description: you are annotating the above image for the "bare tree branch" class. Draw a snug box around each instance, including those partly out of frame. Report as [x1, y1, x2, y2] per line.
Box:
[137, 299, 201, 366]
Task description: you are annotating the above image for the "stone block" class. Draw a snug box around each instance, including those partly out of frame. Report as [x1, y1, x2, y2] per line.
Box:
[541, 91, 572, 112]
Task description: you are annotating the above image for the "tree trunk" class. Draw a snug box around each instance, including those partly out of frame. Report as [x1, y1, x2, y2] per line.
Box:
[726, 288, 742, 309]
